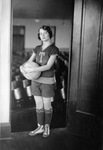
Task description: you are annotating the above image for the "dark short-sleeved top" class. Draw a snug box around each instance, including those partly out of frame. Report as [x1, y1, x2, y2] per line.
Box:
[32, 44, 59, 79]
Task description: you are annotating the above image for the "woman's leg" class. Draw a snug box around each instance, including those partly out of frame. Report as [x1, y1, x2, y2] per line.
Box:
[43, 97, 53, 137]
[35, 96, 44, 126]
[29, 96, 44, 136]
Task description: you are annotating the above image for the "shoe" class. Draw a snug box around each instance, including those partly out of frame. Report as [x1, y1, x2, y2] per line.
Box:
[29, 125, 44, 136]
[43, 124, 50, 138]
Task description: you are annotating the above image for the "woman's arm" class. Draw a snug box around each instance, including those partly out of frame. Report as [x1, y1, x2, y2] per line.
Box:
[27, 52, 36, 62]
[20, 51, 36, 74]
[28, 54, 57, 72]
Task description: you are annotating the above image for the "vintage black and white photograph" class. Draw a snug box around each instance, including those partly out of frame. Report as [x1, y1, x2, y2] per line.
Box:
[0, 0, 103, 150]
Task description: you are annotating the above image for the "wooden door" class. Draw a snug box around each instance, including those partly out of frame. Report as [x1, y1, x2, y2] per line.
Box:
[13, 26, 25, 55]
[67, 0, 103, 140]
[13, 35, 24, 54]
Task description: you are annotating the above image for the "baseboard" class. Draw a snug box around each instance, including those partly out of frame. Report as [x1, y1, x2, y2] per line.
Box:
[0, 122, 11, 139]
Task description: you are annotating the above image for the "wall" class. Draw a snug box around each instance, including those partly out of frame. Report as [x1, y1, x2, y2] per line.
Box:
[13, 19, 71, 52]
[0, 0, 11, 138]
[0, 0, 11, 123]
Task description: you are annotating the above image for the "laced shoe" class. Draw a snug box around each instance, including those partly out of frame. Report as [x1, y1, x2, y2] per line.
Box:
[29, 125, 44, 136]
[43, 124, 50, 138]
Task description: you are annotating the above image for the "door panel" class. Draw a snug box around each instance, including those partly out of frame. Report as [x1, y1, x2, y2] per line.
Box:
[13, 26, 25, 55]
[13, 35, 24, 54]
[77, 1, 101, 113]
[67, 0, 102, 139]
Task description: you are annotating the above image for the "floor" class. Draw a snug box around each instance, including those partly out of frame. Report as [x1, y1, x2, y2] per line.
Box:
[10, 97, 67, 132]
[0, 127, 100, 150]
[1, 89, 101, 150]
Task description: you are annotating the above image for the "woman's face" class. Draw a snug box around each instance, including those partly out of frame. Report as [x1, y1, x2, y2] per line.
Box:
[39, 28, 50, 42]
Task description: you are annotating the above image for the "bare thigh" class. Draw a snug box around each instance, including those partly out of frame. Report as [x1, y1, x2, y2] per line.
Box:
[43, 97, 52, 110]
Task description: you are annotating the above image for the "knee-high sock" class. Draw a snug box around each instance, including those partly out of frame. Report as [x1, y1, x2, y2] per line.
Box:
[44, 107, 53, 125]
[36, 108, 44, 126]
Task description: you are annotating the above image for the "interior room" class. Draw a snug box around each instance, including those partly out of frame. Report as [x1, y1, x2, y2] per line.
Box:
[11, 0, 73, 132]
[0, 0, 103, 150]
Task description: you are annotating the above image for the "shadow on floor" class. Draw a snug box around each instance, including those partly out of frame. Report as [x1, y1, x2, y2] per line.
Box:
[0, 128, 100, 150]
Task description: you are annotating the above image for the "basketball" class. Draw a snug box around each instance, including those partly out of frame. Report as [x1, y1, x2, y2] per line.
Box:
[20, 62, 41, 80]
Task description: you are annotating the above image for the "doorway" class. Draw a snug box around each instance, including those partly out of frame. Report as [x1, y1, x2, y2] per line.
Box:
[11, 0, 74, 132]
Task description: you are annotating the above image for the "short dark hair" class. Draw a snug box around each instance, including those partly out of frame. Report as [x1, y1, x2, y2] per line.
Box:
[38, 25, 53, 40]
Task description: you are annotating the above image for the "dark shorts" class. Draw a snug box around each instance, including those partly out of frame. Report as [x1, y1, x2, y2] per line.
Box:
[31, 81, 55, 98]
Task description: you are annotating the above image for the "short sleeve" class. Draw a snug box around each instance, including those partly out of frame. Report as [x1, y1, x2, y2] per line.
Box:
[50, 46, 60, 56]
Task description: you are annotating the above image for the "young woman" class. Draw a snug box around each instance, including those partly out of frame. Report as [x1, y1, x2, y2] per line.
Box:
[27, 25, 59, 137]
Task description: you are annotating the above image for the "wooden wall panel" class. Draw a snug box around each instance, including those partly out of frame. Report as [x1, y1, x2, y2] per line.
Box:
[67, 0, 102, 140]
[69, 0, 83, 104]
[77, 1, 102, 113]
